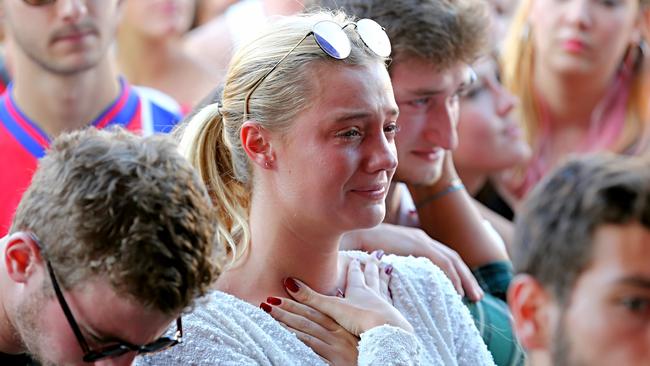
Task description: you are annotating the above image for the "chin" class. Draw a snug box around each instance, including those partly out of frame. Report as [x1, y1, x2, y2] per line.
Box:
[396, 160, 444, 186]
[399, 170, 442, 186]
[350, 208, 385, 229]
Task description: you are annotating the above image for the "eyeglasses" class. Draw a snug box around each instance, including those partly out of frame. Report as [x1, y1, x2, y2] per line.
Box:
[30, 233, 183, 362]
[244, 18, 391, 120]
[22, 0, 56, 5]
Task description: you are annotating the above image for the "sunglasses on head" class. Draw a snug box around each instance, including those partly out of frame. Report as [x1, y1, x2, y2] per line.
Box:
[244, 18, 391, 120]
[30, 233, 182, 362]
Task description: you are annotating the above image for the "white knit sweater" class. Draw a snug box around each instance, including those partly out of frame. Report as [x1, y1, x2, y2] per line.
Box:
[136, 253, 495, 365]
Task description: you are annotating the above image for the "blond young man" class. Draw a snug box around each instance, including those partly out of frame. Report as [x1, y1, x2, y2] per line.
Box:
[0, 128, 217, 365]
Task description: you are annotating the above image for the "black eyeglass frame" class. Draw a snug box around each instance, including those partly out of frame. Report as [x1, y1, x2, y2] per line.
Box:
[22, 0, 57, 6]
[243, 19, 390, 121]
[29, 233, 183, 362]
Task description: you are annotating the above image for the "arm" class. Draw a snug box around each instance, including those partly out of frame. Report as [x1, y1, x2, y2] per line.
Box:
[357, 325, 420, 366]
[408, 153, 509, 267]
[473, 198, 515, 255]
[266, 253, 418, 365]
[393, 256, 496, 366]
[278, 256, 422, 365]
[135, 292, 307, 365]
[134, 318, 260, 366]
[341, 223, 484, 301]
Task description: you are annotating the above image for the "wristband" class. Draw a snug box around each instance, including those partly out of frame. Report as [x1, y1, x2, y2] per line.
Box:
[415, 179, 465, 208]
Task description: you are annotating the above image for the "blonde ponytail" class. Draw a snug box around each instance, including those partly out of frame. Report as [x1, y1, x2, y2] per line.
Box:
[180, 103, 251, 266]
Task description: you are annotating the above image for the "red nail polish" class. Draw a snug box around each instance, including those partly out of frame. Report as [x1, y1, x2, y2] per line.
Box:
[260, 303, 272, 313]
[385, 264, 393, 275]
[267, 296, 281, 305]
[284, 277, 300, 292]
[375, 250, 385, 260]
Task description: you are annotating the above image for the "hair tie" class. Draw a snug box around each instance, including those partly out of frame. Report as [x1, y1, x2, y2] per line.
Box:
[215, 102, 223, 117]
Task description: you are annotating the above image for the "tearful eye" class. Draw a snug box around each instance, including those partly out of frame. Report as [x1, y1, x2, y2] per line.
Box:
[621, 297, 650, 314]
[460, 85, 484, 99]
[336, 128, 363, 139]
[599, 0, 620, 7]
[384, 123, 400, 134]
[408, 97, 430, 107]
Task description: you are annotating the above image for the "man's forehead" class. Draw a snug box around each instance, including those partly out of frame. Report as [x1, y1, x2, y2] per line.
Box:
[68, 281, 176, 344]
[570, 223, 650, 290]
[391, 57, 472, 93]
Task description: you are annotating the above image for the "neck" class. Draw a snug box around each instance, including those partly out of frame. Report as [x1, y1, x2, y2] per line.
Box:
[11, 52, 120, 138]
[116, 31, 181, 87]
[217, 192, 345, 306]
[383, 182, 402, 224]
[456, 166, 487, 196]
[533, 61, 613, 127]
[528, 350, 552, 366]
[0, 237, 23, 354]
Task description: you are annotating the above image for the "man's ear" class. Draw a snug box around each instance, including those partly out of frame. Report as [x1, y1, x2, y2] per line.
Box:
[241, 121, 275, 169]
[508, 274, 555, 351]
[4, 232, 42, 284]
[635, 8, 650, 46]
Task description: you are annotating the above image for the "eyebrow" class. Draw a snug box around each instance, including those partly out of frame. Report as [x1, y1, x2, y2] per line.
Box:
[407, 88, 446, 97]
[83, 324, 131, 345]
[456, 79, 473, 94]
[331, 108, 399, 123]
[614, 276, 650, 289]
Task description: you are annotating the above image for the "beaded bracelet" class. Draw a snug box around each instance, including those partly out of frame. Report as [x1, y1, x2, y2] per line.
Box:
[415, 178, 465, 209]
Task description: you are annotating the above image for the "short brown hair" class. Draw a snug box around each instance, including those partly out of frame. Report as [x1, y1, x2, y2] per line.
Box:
[11, 128, 218, 315]
[307, 0, 489, 69]
[513, 154, 650, 303]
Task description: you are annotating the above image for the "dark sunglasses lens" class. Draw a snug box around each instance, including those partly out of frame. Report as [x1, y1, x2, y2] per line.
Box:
[356, 19, 391, 58]
[313, 21, 351, 60]
[23, 0, 56, 5]
[83, 346, 130, 362]
[140, 338, 179, 353]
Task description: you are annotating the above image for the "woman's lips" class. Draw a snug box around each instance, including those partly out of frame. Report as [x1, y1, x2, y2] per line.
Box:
[562, 39, 587, 53]
[503, 124, 523, 139]
[411, 147, 444, 162]
[351, 184, 388, 201]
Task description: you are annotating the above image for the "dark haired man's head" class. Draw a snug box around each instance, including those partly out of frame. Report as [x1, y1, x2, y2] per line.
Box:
[307, 0, 489, 184]
[509, 154, 650, 366]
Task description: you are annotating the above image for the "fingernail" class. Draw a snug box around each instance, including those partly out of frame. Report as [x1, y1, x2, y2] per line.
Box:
[385, 264, 393, 275]
[267, 296, 281, 305]
[260, 303, 272, 313]
[336, 288, 344, 298]
[375, 250, 385, 260]
[284, 277, 300, 293]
